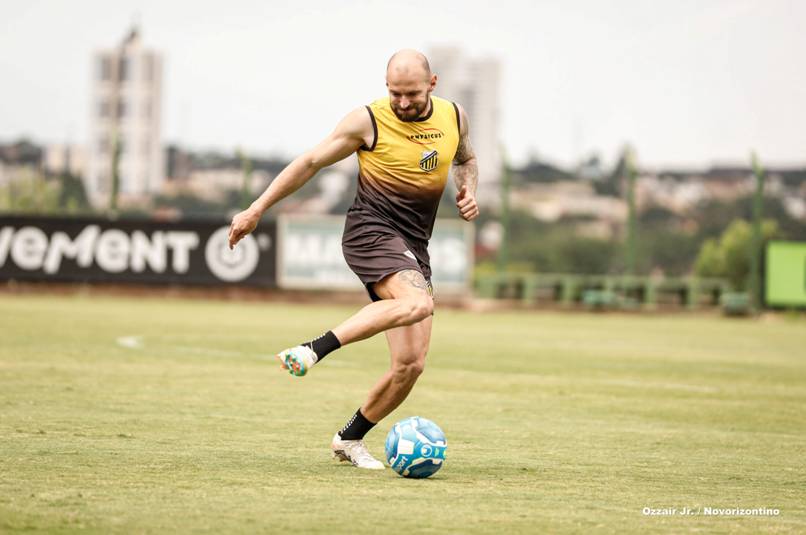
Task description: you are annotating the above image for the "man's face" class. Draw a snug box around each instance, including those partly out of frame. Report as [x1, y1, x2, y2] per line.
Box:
[386, 73, 436, 122]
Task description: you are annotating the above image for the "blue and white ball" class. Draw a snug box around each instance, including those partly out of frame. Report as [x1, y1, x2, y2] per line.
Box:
[385, 416, 447, 478]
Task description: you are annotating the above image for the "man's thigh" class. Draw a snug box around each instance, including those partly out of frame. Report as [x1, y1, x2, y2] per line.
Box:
[373, 269, 432, 300]
[375, 269, 434, 364]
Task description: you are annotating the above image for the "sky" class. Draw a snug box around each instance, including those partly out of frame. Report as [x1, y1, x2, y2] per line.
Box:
[1, 0, 805, 169]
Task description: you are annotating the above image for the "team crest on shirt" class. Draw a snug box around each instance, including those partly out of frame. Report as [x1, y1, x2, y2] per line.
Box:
[419, 150, 438, 172]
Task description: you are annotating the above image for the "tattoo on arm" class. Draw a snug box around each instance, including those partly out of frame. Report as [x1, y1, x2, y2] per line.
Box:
[398, 269, 428, 291]
[452, 132, 478, 193]
[454, 131, 474, 165]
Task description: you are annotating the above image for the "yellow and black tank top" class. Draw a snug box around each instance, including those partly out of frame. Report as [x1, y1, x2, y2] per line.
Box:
[344, 96, 461, 245]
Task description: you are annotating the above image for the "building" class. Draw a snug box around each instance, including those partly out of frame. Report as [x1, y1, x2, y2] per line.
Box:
[429, 46, 502, 206]
[0, 140, 42, 182]
[164, 168, 274, 203]
[86, 27, 163, 207]
[510, 181, 627, 224]
[44, 144, 87, 178]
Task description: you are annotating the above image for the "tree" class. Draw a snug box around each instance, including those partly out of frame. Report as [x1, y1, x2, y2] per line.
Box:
[694, 219, 780, 290]
[57, 173, 92, 213]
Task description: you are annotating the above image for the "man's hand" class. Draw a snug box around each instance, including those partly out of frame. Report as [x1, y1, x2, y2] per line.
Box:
[456, 185, 479, 221]
[228, 208, 261, 249]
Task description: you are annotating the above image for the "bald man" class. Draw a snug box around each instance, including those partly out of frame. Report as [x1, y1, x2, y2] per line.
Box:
[228, 49, 479, 470]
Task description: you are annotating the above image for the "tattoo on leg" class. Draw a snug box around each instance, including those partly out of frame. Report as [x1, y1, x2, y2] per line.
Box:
[398, 270, 428, 290]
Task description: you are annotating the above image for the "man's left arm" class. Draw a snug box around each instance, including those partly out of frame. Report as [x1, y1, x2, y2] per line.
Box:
[452, 104, 479, 221]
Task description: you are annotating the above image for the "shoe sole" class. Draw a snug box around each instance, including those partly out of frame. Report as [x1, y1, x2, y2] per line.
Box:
[332, 449, 351, 463]
[331, 448, 385, 470]
[276, 352, 307, 376]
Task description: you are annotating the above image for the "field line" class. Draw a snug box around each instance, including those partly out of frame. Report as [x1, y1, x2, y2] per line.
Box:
[114, 335, 360, 368]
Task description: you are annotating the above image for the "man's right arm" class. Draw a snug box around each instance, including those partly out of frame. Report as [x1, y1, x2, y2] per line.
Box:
[228, 107, 371, 249]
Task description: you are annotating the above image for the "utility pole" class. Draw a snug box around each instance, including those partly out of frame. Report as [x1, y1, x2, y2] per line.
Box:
[6, 177, 12, 210]
[750, 152, 765, 311]
[109, 131, 121, 217]
[237, 147, 253, 210]
[497, 147, 511, 275]
[624, 147, 637, 276]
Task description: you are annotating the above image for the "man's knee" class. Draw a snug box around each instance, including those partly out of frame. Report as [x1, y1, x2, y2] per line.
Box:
[392, 359, 425, 383]
[402, 295, 433, 324]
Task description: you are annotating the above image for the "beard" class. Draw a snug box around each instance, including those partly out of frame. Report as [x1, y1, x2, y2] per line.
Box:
[391, 99, 429, 122]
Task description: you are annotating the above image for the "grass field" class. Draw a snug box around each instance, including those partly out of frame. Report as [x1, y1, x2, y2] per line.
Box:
[1, 293, 805, 534]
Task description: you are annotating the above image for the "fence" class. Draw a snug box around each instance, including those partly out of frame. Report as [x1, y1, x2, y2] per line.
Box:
[475, 272, 729, 310]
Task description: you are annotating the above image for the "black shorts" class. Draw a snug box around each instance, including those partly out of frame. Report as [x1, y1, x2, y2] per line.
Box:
[341, 231, 433, 302]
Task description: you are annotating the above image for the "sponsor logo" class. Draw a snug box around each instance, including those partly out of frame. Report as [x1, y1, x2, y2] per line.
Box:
[419, 150, 438, 172]
[204, 227, 261, 282]
[0, 225, 199, 275]
[0, 224, 268, 282]
[407, 128, 444, 145]
[403, 250, 416, 260]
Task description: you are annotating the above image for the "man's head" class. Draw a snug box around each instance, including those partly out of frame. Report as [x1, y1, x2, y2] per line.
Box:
[386, 49, 436, 122]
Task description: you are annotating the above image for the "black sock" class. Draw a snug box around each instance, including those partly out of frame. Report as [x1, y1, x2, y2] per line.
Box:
[302, 330, 341, 362]
[338, 408, 376, 440]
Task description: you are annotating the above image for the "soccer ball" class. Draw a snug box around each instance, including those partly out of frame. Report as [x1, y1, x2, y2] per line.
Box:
[385, 416, 447, 478]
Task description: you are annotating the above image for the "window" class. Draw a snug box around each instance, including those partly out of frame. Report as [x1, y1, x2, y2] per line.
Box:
[118, 57, 129, 82]
[117, 100, 127, 118]
[144, 55, 154, 82]
[98, 99, 109, 118]
[99, 57, 111, 81]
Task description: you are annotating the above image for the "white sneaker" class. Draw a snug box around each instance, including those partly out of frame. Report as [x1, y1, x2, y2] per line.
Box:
[331, 433, 385, 470]
[276, 345, 318, 376]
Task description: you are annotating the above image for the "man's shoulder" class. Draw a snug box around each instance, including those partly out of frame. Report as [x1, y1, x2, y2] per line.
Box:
[339, 106, 376, 134]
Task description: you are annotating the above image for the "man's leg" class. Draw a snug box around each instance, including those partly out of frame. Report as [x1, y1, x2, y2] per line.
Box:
[334, 270, 432, 436]
[278, 269, 433, 375]
[360, 315, 432, 423]
[329, 270, 433, 469]
[331, 269, 433, 346]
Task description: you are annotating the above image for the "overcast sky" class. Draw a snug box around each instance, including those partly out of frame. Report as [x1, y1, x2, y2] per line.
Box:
[2, 0, 804, 169]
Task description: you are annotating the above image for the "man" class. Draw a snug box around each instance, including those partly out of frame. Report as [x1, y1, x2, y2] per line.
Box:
[228, 49, 478, 470]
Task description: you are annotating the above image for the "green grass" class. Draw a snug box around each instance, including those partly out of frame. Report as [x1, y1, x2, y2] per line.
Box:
[1, 293, 805, 534]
